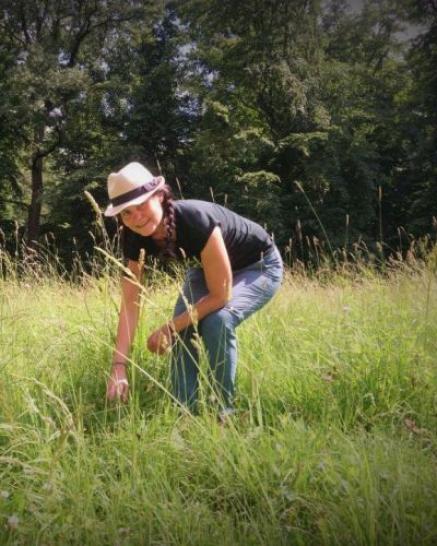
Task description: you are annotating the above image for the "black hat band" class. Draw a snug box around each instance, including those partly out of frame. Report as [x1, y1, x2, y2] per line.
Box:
[110, 178, 161, 207]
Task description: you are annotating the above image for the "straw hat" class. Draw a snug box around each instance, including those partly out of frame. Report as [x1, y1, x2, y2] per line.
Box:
[104, 162, 165, 217]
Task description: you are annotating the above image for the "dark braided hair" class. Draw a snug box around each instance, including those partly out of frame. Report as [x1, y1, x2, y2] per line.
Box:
[157, 184, 177, 260]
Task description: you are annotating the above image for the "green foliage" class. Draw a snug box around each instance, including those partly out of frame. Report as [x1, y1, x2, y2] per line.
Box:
[233, 171, 282, 235]
[0, 0, 436, 263]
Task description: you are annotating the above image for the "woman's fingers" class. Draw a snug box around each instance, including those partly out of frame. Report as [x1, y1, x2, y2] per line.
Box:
[147, 327, 173, 355]
[118, 379, 129, 402]
[107, 377, 129, 402]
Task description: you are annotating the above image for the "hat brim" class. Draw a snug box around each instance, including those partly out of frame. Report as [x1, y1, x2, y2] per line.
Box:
[104, 176, 165, 217]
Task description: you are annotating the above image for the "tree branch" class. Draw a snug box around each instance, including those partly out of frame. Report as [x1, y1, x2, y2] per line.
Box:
[67, 10, 146, 67]
[18, 1, 31, 44]
[35, 0, 50, 39]
[32, 127, 62, 163]
[0, 20, 28, 48]
[0, 199, 28, 209]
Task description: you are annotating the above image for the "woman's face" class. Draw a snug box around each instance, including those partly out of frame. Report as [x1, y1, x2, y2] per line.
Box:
[119, 193, 165, 237]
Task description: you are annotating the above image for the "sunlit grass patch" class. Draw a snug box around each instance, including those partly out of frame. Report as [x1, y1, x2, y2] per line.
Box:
[0, 261, 436, 545]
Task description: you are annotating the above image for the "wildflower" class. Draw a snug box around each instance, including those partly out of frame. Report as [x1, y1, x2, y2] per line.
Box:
[7, 514, 19, 530]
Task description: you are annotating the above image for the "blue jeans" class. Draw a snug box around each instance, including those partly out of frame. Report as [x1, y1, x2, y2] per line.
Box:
[171, 246, 283, 413]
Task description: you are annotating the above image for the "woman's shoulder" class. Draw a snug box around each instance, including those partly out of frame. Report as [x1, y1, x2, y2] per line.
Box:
[175, 199, 232, 218]
[174, 199, 219, 221]
[174, 199, 212, 212]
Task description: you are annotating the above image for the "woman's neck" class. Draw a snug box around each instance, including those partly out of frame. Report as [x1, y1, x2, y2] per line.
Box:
[151, 223, 167, 240]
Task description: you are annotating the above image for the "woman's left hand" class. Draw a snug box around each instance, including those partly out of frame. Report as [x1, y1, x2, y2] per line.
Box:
[147, 324, 174, 355]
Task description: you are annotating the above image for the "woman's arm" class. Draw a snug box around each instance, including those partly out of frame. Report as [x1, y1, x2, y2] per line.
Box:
[107, 259, 142, 401]
[147, 227, 232, 353]
[113, 259, 143, 364]
[173, 226, 232, 330]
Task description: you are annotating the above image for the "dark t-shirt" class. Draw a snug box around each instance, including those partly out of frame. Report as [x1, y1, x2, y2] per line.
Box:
[122, 199, 273, 271]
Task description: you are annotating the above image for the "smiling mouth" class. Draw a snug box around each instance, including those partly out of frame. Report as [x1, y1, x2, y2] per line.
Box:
[135, 220, 149, 230]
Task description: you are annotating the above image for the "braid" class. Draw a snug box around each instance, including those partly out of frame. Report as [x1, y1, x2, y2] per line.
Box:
[158, 185, 177, 260]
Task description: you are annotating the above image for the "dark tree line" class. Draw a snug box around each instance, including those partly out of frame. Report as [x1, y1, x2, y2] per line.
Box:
[0, 0, 436, 266]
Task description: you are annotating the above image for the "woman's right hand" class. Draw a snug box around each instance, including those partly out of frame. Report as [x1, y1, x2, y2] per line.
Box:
[106, 363, 129, 402]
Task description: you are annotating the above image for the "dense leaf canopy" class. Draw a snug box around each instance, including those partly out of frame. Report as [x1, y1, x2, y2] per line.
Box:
[0, 0, 435, 266]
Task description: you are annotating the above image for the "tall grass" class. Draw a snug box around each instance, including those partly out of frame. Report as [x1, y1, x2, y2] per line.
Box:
[0, 240, 436, 545]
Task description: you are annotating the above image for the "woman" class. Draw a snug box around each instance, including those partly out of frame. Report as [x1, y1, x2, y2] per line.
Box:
[104, 162, 283, 417]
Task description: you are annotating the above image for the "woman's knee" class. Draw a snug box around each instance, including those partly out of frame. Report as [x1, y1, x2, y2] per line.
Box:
[200, 308, 235, 338]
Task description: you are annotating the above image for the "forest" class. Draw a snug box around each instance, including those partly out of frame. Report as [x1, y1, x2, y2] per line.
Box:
[0, 0, 436, 267]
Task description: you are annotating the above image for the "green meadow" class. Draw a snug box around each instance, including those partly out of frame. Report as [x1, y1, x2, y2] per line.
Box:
[1, 253, 436, 545]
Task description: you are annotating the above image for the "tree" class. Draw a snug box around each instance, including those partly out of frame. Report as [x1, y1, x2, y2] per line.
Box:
[0, 46, 26, 233]
[0, 0, 156, 244]
[176, 0, 415, 255]
[45, 5, 191, 263]
[398, 0, 437, 237]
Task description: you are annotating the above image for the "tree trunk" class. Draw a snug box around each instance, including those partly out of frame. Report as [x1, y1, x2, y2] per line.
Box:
[27, 123, 46, 245]
[27, 153, 43, 246]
